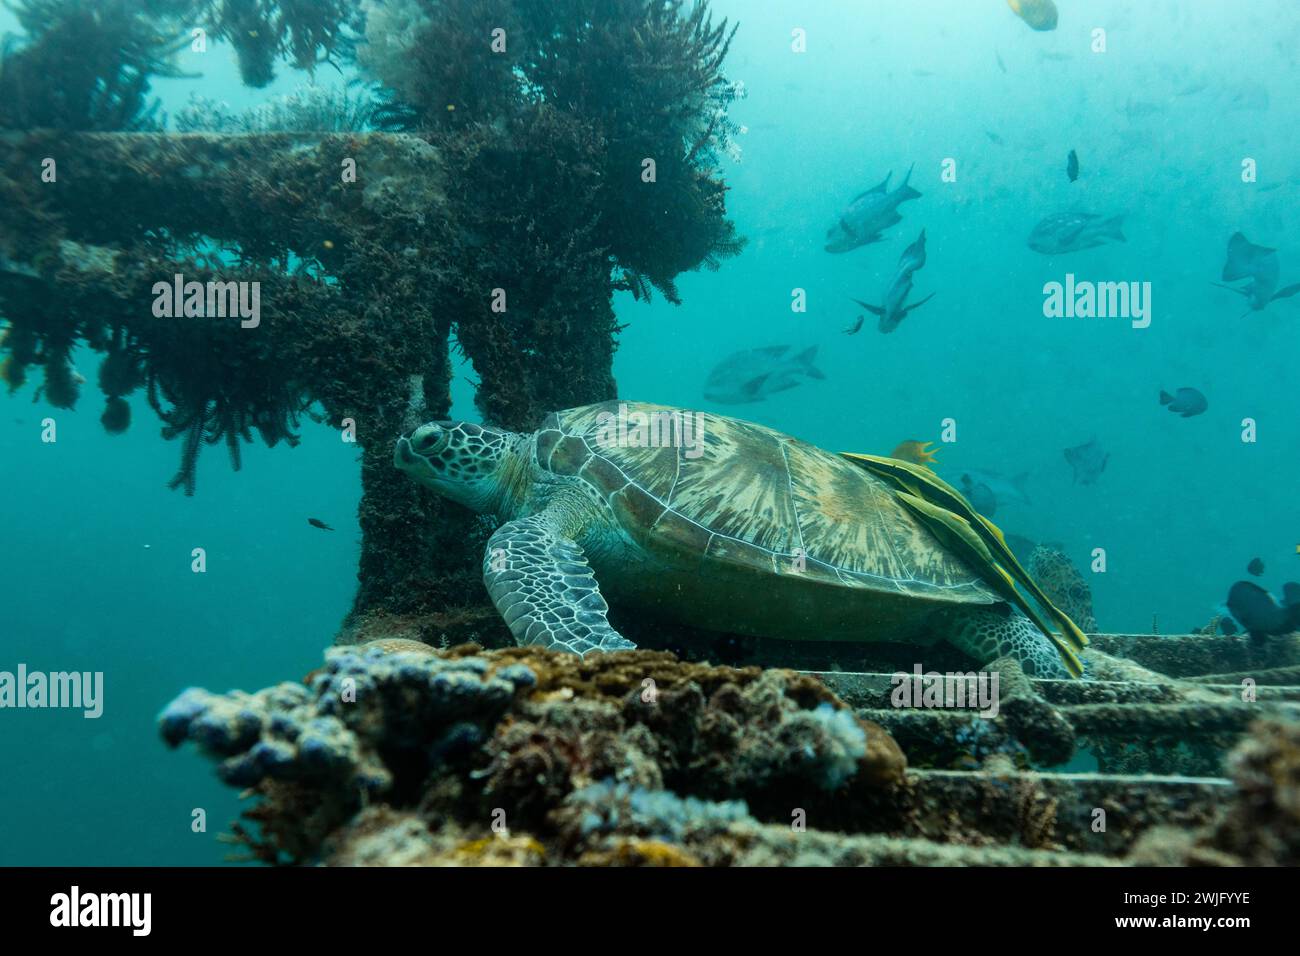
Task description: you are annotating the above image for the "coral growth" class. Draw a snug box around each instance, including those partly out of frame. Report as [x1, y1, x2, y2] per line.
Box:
[160, 643, 905, 865]
[158, 633, 1300, 866]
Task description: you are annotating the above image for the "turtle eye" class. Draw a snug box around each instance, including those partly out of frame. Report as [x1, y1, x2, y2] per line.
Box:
[412, 423, 447, 455]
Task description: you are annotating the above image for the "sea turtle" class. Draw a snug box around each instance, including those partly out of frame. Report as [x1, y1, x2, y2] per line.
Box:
[395, 401, 1088, 677]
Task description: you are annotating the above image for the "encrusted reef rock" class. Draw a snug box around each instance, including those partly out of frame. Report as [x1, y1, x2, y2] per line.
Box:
[1129, 717, 1300, 866]
[160, 642, 905, 865]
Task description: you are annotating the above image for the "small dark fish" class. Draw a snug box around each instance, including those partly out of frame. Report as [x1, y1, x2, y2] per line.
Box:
[995, 50, 1007, 74]
[1248, 557, 1265, 576]
[843, 315, 865, 335]
[985, 130, 1004, 145]
[308, 518, 335, 531]
[1226, 580, 1300, 638]
[1159, 387, 1207, 418]
[1064, 438, 1108, 485]
[1066, 149, 1079, 182]
[1219, 617, 1239, 636]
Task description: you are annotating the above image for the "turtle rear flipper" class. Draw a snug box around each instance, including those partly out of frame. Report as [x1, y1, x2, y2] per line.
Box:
[483, 513, 635, 657]
[948, 606, 1077, 680]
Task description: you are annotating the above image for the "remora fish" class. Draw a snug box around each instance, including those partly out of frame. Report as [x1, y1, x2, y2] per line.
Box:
[851, 229, 935, 333]
[1028, 211, 1126, 255]
[825, 166, 922, 253]
[703, 345, 825, 404]
[1213, 232, 1300, 313]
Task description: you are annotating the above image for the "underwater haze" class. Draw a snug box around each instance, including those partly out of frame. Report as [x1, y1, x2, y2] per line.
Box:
[2, 0, 1299, 865]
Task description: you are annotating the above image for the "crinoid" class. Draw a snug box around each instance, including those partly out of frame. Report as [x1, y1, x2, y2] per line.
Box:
[144, 337, 307, 495]
[148, 375, 305, 496]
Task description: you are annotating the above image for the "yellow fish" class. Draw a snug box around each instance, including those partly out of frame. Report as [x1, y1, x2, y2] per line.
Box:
[890, 440, 938, 469]
[1007, 0, 1058, 31]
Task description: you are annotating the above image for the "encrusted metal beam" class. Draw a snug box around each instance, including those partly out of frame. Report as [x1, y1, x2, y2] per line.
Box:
[903, 769, 1231, 855]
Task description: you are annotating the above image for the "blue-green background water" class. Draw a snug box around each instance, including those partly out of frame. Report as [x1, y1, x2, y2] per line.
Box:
[2, 0, 1298, 863]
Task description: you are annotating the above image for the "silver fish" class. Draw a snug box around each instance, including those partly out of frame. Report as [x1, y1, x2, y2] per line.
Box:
[958, 469, 1032, 507]
[825, 167, 922, 253]
[1028, 211, 1126, 255]
[703, 345, 825, 405]
[1213, 232, 1300, 313]
[851, 229, 934, 334]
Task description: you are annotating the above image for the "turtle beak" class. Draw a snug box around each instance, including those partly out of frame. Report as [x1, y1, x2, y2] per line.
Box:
[394, 434, 418, 470]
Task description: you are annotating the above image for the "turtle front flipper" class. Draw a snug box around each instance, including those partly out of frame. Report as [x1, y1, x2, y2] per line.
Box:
[483, 514, 635, 657]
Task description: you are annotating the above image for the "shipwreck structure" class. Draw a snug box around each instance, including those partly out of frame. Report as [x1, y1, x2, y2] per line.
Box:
[0, 0, 743, 636]
[5, 1, 1299, 866]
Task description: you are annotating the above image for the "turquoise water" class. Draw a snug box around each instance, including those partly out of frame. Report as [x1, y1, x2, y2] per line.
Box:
[2, 0, 1298, 864]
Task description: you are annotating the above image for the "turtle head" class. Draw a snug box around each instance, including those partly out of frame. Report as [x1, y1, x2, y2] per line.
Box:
[395, 421, 526, 513]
